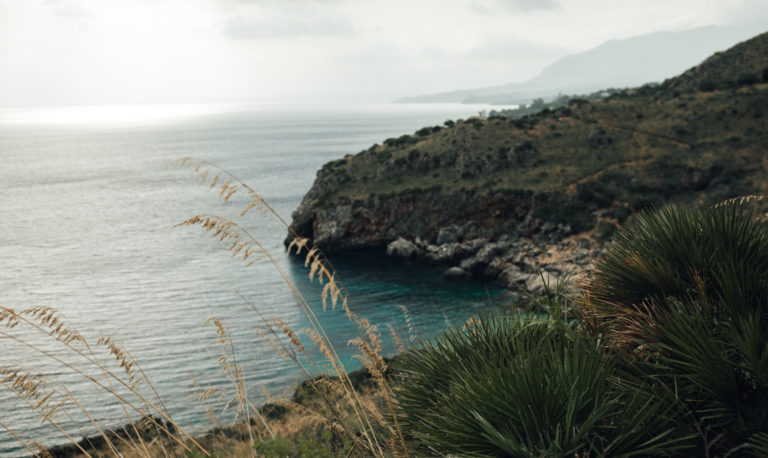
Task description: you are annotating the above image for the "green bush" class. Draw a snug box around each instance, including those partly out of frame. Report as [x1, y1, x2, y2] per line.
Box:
[394, 203, 768, 456]
[415, 125, 441, 137]
[737, 72, 759, 87]
[591, 204, 768, 310]
[589, 203, 768, 455]
[253, 430, 351, 458]
[698, 80, 717, 92]
[383, 134, 419, 148]
[394, 311, 684, 456]
[568, 98, 589, 107]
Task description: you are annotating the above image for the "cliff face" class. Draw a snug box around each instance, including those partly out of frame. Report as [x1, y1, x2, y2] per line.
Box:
[291, 188, 537, 252]
[287, 32, 768, 296]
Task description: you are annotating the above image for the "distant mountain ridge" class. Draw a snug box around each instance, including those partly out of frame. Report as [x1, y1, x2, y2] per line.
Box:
[398, 22, 768, 105]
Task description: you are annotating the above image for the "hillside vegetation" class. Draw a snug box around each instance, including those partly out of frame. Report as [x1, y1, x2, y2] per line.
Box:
[664, 30, 768, 92]
[289, 31, 768, 254]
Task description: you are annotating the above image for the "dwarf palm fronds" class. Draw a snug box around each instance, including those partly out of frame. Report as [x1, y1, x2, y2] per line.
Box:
[394, 311, 686, 457]
[607, 293, 768, 456]
[588, 204, 768, 317]
[584, 203, 768, 456]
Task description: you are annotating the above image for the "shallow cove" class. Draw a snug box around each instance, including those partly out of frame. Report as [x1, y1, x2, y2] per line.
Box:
[0, 103, 511, 455]
[288, 249, 510, 367]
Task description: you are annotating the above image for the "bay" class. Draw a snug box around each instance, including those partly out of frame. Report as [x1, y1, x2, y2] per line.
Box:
[0, 103, 511, 454]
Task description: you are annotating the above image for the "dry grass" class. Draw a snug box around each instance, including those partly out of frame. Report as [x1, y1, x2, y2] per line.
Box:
[0, 306, 206, 457]
[1, 158, 410, 457]
[172, 158, 408, 456]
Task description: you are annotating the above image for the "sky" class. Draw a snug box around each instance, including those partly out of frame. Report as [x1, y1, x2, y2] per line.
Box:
[0, 0, 767, 107]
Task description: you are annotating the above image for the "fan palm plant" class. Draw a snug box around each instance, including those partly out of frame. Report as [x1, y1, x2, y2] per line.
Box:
[585, 203, 768, 455]
[393, 309, 686, 457]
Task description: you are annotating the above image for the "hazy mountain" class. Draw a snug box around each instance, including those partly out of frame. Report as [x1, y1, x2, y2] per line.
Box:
[397, 22, 768, 104]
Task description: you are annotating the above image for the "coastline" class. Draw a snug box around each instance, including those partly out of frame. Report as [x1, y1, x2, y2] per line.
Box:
[44, 360, 395, 457]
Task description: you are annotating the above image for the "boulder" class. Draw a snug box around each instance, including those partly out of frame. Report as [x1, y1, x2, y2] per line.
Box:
[525, 271, 559, 294]
[483, 259, 509, 279]
[386, 237, 419, 260]
[464, 237, 489, 253]
[443, 267, 472, 281]
[312, 205, 353, 248]
[498, 266, 532, 288]
[459, 242, 511, 273]
[425, 243, 463, 265]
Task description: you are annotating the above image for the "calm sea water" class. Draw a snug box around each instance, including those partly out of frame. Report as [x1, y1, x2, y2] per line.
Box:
[0, 103, 511, 454]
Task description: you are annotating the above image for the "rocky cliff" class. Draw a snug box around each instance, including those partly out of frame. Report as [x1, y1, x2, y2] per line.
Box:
[287, 32, 768, 297]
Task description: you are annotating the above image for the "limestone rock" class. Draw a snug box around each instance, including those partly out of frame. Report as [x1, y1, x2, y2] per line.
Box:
[443, 267, 472, 281]
[498, 266, 532, 288]
[525, 271, 559, 294]
[424, 242, 466, 265]
[386, 237, 419, 260]
[459, 242, 511, 273]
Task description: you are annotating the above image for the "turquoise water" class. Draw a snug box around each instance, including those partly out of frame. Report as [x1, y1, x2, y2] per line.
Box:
[0, 103, 511, 454]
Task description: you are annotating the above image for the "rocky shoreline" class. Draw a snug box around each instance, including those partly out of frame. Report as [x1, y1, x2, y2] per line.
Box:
[285, 171, 623, 302]
[288, 184, 619, 303]
[384, 223, 608, 300]
[284, 160, 625, 303]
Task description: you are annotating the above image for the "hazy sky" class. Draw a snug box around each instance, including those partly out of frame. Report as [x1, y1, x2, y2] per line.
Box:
[1, 0, 767, 107]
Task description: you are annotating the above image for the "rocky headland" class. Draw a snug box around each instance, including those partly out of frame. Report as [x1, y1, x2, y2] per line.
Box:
[287, 32, 768, 302]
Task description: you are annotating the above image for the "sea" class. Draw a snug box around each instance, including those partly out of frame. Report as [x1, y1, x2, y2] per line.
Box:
[0, 103, 513, 454]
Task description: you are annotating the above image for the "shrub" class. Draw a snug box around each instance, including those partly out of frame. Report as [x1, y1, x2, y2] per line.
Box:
[531, 197, 595, 233]
[586, 203, 768, 455]
[576, 180, 615, 208]
[568, 98, 589, 107]
[253, 430, 351, 457]
[737, 72, 759, 87]
[589, 204, 768, 311]
[415, 126, 441, 137]
[383, 134, 419, 148]
[698, 80, 717, 92]
[394, 310, 685, 456]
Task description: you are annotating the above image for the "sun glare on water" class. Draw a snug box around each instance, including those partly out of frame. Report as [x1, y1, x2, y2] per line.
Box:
[0, 104, 224, 126]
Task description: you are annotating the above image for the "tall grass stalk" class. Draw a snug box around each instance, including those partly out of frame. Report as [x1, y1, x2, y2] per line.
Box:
[1, 156, 410, 455]
[174, 158, 408, 456]
[0, 306, 207, 456]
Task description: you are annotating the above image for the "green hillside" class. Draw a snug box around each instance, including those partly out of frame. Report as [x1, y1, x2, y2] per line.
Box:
[289, 31, 768, 254]
[664, 30, 768, 92]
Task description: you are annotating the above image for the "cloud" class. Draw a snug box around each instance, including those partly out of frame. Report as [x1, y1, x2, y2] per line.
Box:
[473, 0, 560, 14]
[418, 34, 565, 63]
[463, 37, 565, 60]
[502, 0, 559, 11]
[42, 0, 91, 19]
[222, 14, 356, 39]
[221, 0, 346, 6]
[713, 0, 768, 26]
